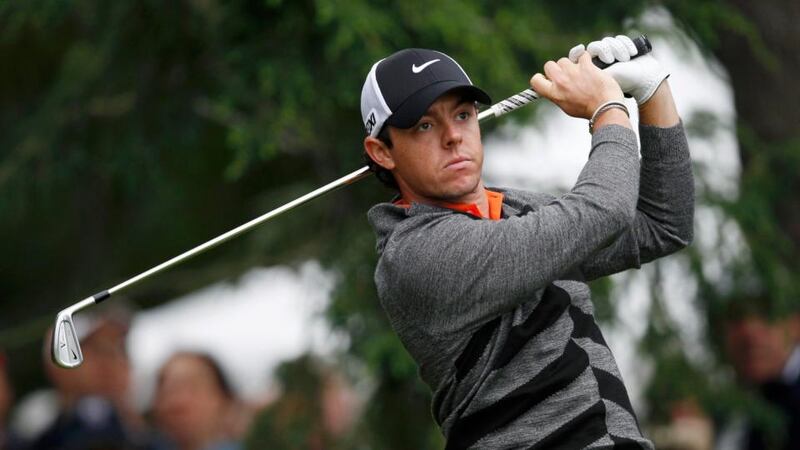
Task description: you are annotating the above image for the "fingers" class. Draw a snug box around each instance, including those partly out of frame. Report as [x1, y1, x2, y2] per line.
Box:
[548, 57, 578, 81]
[530, 72, 553, 99]
[576, 51, 595, 68]
[586, 36, 636, 65]
[603, 36, 631, 61]
[616, 35, 638, 56]
[568, 44, 585, 63]
[532, 55, 588, 102]
[543, 59, 562, 83]
[587, 40, 614, 65]
[556, 57, 574, 69]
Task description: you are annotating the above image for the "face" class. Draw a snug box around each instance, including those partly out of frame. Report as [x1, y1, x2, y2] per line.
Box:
[45, 322, 130, 401]
[82, 323, 131, 398]
[366, 91, 485, 205]
[153, 354, 230, 447]
[724, 315, 800, 383]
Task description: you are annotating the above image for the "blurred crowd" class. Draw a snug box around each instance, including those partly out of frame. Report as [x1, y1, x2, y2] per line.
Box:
[650, 308, 800, 450]
[0, 302, 797, 450]
[0, 304, 357, 450]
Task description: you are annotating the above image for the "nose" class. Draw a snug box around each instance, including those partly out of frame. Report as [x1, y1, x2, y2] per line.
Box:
[441, 119, 462, 149]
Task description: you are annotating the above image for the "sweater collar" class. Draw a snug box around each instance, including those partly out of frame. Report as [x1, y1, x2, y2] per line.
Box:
[393, 189, 504, 220]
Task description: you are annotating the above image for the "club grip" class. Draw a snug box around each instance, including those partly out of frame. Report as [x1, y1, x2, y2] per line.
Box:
[592, 35, 652, 69]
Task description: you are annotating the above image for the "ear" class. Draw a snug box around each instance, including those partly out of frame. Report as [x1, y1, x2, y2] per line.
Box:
[364, 136, 396, 170]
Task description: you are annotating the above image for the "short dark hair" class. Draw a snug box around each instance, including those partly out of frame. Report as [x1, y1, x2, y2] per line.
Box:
[364, 125, 399, 190]
[158, 351, 236, 400]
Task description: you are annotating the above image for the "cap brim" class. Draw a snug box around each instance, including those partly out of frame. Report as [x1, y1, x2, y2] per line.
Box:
[385, 81, 491, 130]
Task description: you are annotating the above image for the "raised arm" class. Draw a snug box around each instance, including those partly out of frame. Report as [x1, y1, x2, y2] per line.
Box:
[568, 37, 694, 279]
[374, 123, 641, 327]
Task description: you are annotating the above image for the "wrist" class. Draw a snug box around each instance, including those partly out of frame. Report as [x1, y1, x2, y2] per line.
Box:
[590, 89, 624, 116]
[638, 81, 680, 127]
[587, 80, 624, 117]
[589, 100, 631, 134]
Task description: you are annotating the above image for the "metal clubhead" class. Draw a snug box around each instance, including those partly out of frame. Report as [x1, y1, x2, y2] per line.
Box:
[52, 297, 96, 368]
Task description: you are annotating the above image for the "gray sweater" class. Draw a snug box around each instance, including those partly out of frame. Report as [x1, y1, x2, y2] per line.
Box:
[367, 123, 694, 449]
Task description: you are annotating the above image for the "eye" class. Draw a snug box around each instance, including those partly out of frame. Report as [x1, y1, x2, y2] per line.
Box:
[456, 110, 471, 121]
[417, 122, 432, 131]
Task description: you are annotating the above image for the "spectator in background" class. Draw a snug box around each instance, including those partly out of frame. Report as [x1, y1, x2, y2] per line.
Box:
[720, 309, 800, 450]
[647, 398, 713, 450]
[29, 305, 154, 450]
[152, 352, 242, 450]
[244, 354, 358, 450]
[1, 351, 23, 450]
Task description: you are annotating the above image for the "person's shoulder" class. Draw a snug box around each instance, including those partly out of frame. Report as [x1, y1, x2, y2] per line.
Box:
[367, 201, 408, 252]
[367, 201, 406, 224]
[378, 203, 485, 256]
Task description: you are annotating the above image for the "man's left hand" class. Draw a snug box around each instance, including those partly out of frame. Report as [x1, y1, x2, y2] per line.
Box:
[569, 35, 669, 105]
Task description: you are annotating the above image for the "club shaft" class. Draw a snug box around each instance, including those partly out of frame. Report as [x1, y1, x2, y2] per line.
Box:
[108, 166, 372, 295]
[104, 90, 531, 297]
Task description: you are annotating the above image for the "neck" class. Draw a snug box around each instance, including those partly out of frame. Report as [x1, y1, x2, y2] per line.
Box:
[401, 181, 490, 218]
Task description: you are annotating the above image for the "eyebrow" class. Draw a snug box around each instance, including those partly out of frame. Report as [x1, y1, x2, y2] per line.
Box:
[419, 97, 477, 119]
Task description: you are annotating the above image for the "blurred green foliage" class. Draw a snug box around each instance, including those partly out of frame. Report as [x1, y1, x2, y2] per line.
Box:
[245, 355, 333, 449]
[1, 0, 799, 448]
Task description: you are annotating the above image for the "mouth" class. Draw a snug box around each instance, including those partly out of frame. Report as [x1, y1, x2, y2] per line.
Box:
[445, 157, 471, 170]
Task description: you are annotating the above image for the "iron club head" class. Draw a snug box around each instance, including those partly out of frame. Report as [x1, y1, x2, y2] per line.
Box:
[51, 297, 96, 368]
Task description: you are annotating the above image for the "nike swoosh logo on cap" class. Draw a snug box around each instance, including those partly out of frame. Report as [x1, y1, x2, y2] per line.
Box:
[412, 59, 441, 73]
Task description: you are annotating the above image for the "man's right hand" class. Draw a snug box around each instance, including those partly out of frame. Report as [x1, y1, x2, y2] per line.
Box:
[530, 52, 625, 120]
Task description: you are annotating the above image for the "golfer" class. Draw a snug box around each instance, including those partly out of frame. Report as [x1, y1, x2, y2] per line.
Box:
[361, 35, 694, 449]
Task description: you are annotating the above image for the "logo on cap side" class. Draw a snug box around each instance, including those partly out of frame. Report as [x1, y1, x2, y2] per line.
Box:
[412, 59, 441, 74]
[365, 109, 377, 135]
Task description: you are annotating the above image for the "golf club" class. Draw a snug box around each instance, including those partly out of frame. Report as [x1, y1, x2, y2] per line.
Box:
[52, 35, 652, 369]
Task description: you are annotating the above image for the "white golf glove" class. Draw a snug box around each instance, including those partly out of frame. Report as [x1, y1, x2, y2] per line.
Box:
[569, 35, 668, 105]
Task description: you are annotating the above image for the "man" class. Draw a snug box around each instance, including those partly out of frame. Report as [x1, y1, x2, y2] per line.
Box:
[720, 309, 800, 449]
[361, 35, 694, 448]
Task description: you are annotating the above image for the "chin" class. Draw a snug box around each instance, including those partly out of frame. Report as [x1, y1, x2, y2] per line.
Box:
[442, 178, 482, 200]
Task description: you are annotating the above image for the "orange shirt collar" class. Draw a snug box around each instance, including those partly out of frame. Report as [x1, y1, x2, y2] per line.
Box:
[394, 189, 504, 220]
